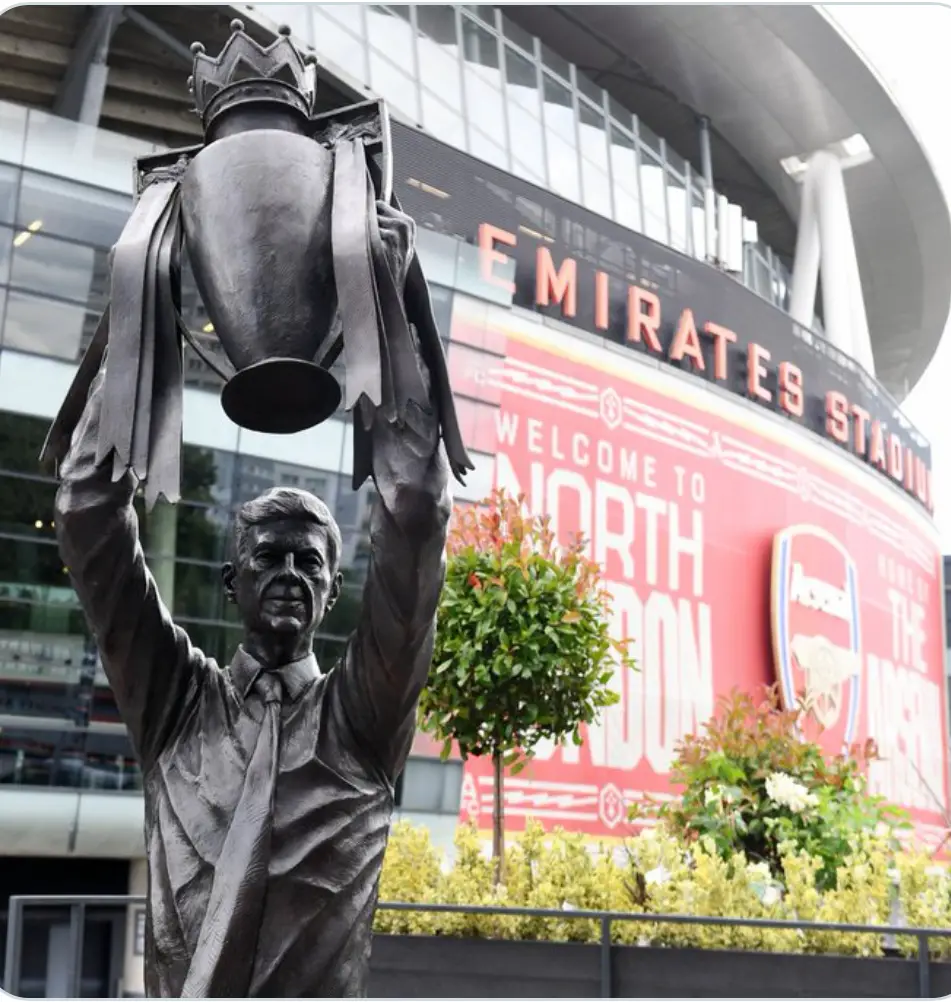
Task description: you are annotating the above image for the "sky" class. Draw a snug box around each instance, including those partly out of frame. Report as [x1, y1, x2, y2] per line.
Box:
[820, 4, 951, 545]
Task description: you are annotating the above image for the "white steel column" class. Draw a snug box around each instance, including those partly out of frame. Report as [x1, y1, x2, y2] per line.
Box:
[789, 150, 874, 375]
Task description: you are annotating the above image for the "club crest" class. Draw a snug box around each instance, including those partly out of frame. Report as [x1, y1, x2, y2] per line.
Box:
[771, 525, 862, 753]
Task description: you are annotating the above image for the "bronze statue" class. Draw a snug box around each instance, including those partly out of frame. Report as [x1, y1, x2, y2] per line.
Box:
[44, 20, 470, 1000]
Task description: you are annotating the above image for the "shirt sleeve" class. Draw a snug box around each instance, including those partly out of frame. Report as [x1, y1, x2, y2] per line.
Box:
[54, 365, 202, 769]
[332, 400, 452, 782]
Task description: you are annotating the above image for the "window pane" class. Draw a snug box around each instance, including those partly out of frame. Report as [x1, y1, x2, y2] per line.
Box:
[542, 73, 576, 146]
[610, 126, 641, 233]
[691, 188, 706, 260]
[316, 2, 363, 36]
[10, 231, 106, 310]
[366, 5, 414, 64]
[312, 9, 367, 85]
[3, 289, 96, 361]
[666, 170, 688, 253]
[369, 50, 418, 119]
[461, 19, 505, 145]
[468, 126, 507, 171]
[640, 152, 668, 244]
[504, 46, 545, 181]
[0, 164, 19, 225]
[578, 101, 608, 170]
[543, 75, 579, 202]
[259, 4, 313, 43]
[17, 172, 131, 248]
[500, 14, 534, 54]
[638, 120, 663, 158]
[421, 90, 466, 149]
[0, 224, 11, 285]
[540, 41, 571, 81]
[581, 159, 612, 219]
[576, 72, 603, 107]
[416, 5, 462, 109]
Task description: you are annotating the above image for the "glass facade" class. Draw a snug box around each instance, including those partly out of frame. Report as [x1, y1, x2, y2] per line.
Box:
[261, 3, 792, 309]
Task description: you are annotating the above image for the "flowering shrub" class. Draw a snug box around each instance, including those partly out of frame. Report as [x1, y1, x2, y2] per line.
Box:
[376, 821, 951, 958]
[639, 687, 909, 890]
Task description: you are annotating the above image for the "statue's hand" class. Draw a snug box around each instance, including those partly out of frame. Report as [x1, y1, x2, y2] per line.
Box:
[376, 200, 416, 292]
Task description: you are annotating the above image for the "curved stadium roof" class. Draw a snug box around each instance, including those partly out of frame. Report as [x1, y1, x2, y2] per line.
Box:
[505, 4, 951, 402]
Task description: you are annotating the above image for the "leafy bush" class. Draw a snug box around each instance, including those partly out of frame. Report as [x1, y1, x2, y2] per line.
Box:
[375, 821, 951, 958]
[420, 489, 633, 876]
[638, 687, 909, 891]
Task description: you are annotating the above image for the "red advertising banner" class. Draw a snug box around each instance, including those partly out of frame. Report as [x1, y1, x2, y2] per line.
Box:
[451, 303, 950, 848]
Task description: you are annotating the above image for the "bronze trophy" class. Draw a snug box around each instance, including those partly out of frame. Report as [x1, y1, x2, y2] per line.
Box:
[41, 20, 472, 506]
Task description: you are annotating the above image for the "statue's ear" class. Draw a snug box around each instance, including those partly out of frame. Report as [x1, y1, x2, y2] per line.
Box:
[221, 562, 237, 603]
[325, 571, 343, 612]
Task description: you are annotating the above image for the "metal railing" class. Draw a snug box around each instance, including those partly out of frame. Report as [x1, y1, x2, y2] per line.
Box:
[4, 894, 951, 998]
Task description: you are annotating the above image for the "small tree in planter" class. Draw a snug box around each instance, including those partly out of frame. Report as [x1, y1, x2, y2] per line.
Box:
[420, 489, 634, 881]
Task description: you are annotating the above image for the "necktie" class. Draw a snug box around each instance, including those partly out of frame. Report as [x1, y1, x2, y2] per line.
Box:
[181, 671, 283, 998]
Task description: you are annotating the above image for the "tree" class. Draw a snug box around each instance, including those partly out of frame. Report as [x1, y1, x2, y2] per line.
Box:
[420, 489, 635, 881]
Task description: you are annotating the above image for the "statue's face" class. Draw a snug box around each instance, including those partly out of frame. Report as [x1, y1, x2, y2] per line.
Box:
[223, 517, 342, 641]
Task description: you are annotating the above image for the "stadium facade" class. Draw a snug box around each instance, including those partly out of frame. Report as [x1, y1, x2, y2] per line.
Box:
[0, 3, 948, 995]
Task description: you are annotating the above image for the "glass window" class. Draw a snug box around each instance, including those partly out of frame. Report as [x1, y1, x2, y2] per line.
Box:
[609, 126, 641, 233]
[398, 757, 463, 813]
[0, 164, 19, 225]
[666, 170, 688, 253]
[638, 120, 663, 158]
[368, 50, 419, 120]
[576, 72, 604, 107]
[9, 232, 106, 311]
[366, 5, 414, 65]
[17, 172, 131, 249]
[0, 224, 12, 285]
[3, 289, 96, 362]
[420, 90, 466, 149]
[312, 9, 367, 84]
[691, 186, 706, 260]
[500, 14, 534, 54]
[578, 101, 612, 218]
[415, 5, 462, 110]
[542, 72, 576, 146]
[540, 41, 571, 81]
[665, 145, 687, 178]
[542, 75, 580, 203]
[0, 101, 27, 165]
[468, 126, 508, 171]
[640, 151, 668, 244]
[461, 18, 505, 146]
[258, 5, 313, 43]
[316, 3, 364, 36]
[504, 45, 545, 182]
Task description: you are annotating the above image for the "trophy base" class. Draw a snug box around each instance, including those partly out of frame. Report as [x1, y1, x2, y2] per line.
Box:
[221, 358, 342, 434]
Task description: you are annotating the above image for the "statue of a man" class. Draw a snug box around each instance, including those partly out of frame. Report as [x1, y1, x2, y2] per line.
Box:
[54, 202, 451, 998]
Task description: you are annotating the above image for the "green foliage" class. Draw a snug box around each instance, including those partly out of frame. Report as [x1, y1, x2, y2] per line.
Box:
[376, 821, 951, 958]
[636, 687, 909, 891]
[421, 489, 632, 762]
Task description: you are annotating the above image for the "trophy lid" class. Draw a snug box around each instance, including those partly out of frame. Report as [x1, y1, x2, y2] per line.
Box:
[188, 19, 318, 136]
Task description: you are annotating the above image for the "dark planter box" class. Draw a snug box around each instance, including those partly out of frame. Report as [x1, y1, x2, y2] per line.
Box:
[369, 934, 951, 998]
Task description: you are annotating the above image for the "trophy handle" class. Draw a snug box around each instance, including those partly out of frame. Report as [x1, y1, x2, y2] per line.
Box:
[312, 98, 392, 203]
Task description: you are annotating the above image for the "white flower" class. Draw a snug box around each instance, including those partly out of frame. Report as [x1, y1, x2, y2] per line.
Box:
[561, 901, 578, 911]
[762, 885, 783, 907]
[645, 865, 671, 886]
[705, 786, 722, 807]
[887, 867, 901, 885]
[765, 772, 819, 813]
[748, 861, 772, 882]
[875, 822, 891, 839]
[640, 825, 657, 841]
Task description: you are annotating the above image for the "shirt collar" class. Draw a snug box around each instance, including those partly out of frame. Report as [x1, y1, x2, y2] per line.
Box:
[229, 645, 320, 704]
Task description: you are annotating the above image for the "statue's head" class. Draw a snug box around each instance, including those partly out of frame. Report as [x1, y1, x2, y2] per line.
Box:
[222, 487, 343, 659]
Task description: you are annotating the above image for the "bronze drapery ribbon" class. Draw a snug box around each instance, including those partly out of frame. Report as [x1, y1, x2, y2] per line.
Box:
[331, 139, 474, 489]
[41, 179, 186, 508]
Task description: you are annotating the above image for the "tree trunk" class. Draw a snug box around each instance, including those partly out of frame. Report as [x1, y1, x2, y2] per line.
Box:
[492, 747, 504, 885]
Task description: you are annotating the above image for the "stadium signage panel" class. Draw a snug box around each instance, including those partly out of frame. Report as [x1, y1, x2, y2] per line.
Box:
[389, 122, 933, 514]
[450, 307, 948, 847]
[478, 224, 932, 513]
